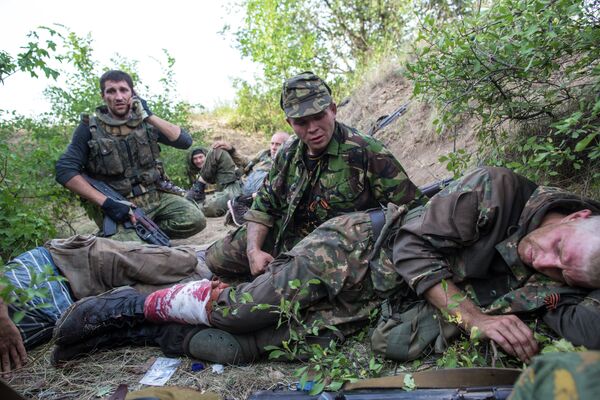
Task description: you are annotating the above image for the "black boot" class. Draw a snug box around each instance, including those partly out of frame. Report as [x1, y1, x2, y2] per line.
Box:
[51, 322, 197, 366]
[53, 286, 147, 346]
[227, 196, 251, 227]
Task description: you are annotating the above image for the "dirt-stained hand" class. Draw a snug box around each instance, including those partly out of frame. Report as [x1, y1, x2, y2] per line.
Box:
[0, 317, 27, 375]
[470, 314, 538, 363]
[247, 249, 274, 276]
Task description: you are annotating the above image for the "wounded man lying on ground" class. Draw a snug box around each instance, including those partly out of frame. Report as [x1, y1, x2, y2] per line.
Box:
[0, 235, 209, 374]
[49, 167, 600, 366]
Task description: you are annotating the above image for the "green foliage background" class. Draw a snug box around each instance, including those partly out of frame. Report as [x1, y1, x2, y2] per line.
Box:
[0, 26, 203, 262]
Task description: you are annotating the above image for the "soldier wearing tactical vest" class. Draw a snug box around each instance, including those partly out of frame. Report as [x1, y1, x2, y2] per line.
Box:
[55, 70, 206, 241]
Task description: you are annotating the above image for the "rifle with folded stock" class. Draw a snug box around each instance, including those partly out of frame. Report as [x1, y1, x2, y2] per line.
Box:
[83, 175, 171, 247]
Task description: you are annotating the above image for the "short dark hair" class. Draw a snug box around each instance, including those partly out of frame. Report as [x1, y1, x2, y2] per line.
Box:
[99, 70, 134, 93]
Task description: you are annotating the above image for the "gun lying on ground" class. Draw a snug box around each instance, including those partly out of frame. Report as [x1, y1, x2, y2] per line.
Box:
[249, 368, 520, 400]
[418, 177, 454, 199]
[83, 175, 171, 247]
[249, 386, 513, 399]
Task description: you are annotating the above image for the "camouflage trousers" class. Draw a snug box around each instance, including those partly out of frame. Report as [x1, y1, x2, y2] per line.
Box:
[205, 223, 276, 280]
[201, 180, 243, 218]
[45, 234, 203, 299]
[510, 351, 600, 399]
[207, 211, 384, 355]
[85, 190, 206, 242]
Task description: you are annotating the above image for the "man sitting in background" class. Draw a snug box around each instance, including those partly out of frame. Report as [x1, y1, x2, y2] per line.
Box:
[185, 131, 290, 218]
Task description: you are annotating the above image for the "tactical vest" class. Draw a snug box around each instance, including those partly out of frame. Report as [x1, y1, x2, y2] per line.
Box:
[84, 113, 162, 198]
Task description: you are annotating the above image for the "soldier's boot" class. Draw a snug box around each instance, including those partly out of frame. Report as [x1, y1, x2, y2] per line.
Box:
[51, 322, 197, 366]
[53, 286, 147, 346]
[227, 196, 251, 227]
[183, 324, 296, 365]
[186, 181, 206, 202]
[183, 328, 261, 365]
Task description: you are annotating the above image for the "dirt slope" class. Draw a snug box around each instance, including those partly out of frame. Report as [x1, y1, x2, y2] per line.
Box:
[337, 64, 477, 185]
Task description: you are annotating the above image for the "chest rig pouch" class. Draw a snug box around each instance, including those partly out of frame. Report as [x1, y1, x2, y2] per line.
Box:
[85, 113, 161, 198]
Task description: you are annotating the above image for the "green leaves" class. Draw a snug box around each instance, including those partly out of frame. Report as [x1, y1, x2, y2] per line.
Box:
[406, 0, 600, 185]
[0, 26, 62, 84]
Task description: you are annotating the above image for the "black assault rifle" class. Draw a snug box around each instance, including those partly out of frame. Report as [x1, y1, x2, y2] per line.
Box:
[418, 177, 454, 199]
[368, 102, 410, 136]
[248, 386, 513, 399]
[83, 175, 171, 247]
[249, 368, 520, 400]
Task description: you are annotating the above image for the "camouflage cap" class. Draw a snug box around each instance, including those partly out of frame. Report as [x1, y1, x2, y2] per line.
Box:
[280, 71, 332, 118]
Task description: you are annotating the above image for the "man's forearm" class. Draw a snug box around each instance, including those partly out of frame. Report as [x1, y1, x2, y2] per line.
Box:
[425, 280, 538, 362]
[64, 175, 107, 206]
[146, 115, 181, 142]
[246, 221, 269, 254]
[424, 280, 483, 331]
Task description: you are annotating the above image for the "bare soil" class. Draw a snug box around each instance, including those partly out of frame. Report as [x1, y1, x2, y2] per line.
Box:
[7, 70, 480, 399]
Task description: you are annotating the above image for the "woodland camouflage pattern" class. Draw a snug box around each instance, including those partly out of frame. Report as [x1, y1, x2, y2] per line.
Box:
[210, 211, 389, 337]
[280, 71, 332, 118]
[510, 351, 600, 399]
[245, 121, 419, 254]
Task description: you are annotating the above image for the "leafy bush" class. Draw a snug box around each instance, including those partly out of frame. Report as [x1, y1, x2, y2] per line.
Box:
[406, 0, 600, 183]
[0, 116, 74, 262]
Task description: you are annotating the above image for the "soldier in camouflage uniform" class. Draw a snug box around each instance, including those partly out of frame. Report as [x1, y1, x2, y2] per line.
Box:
[186, 132, 290, 217]
[205, 71, 419, 279]
[374, 166, 600, 363]
[55, 70, 205, 241]
[185, 146, 243, 217]
[510, 351, 600, 399]
[50, 166, 600, 366]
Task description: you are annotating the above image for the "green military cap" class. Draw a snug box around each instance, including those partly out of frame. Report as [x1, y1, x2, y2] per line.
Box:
[280, 71, 333, 118]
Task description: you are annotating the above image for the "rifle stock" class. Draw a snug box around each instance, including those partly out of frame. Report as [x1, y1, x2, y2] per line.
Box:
[83, 175, 171, 247]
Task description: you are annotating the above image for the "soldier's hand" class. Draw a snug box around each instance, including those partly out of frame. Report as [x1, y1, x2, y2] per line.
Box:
[101, 197, 134, 223]
[470, 314, 538, 363]
[131, 97, 153, 120]
[247, 249, 273, 276]
[212, 140, 233, 152]
[0, 316, 27, 376]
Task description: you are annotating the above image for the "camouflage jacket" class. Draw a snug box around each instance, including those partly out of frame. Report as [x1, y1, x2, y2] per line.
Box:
[245, 121, 419, 253]
[190, 147, 240, 190]
[393, 166, 600, 311]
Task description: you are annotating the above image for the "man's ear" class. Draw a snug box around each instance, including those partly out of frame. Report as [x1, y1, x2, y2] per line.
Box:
[329, 102, 337, 116]
[561, 209, 593, 223]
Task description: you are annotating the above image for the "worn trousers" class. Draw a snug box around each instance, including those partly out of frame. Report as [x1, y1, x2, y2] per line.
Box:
[86, 190, 206, 242]
[46, 235, 203, 299]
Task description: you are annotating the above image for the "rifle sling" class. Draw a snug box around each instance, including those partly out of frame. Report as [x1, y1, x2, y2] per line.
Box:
[342, 368, 521, 390]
